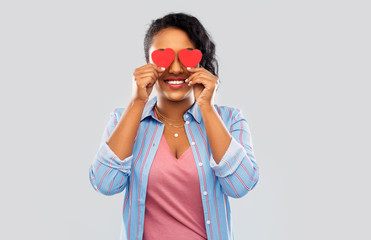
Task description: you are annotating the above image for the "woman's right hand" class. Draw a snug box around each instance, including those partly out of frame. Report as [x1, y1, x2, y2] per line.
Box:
[132, 63, 165, 103]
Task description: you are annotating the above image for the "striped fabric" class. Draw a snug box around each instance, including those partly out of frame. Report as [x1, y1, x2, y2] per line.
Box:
[89, 95, 260, 240]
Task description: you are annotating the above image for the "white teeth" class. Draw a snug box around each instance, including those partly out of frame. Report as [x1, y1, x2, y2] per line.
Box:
[167, 80, 184, 84]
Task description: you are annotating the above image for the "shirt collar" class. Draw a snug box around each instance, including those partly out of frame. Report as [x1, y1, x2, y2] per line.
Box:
[140, 95, 202, 124]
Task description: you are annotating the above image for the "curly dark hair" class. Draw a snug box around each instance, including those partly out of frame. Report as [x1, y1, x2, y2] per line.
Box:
[144, 12, 219, 84]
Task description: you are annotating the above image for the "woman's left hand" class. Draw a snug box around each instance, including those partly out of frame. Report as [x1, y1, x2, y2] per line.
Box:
[185, 67, 219, 107]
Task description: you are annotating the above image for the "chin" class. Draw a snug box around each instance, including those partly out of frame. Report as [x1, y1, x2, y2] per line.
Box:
[164, 92, 189, 102]
[162, 90, 193, 102]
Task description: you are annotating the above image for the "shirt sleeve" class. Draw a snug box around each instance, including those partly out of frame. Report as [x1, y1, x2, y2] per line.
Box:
[89, 108, 133, 196]
[209, 107, 259, 198]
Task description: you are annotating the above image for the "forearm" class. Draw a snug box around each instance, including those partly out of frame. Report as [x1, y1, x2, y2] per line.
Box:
[106, 98, 146, 160]
[199, 104, 232, 164]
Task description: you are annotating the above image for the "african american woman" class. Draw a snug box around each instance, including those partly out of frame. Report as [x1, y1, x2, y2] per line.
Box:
[89, 12, 260, 240]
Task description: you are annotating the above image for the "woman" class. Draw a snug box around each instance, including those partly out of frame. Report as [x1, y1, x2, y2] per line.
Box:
[89, 12, 259, 240]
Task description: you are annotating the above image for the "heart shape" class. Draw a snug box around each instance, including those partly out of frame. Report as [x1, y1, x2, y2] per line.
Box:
[151, 48, 175, 69]
[178, 48, 202, 68]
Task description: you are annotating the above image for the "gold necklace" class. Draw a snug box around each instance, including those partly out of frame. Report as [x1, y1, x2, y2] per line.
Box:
[163, 122, 185, 138]
[154, 105, 184, 127]
[154, 105, 185, 137]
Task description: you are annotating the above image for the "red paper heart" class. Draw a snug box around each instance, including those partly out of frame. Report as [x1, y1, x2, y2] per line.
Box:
[151, 48, 175, 69]
[178, 48, 202, 68]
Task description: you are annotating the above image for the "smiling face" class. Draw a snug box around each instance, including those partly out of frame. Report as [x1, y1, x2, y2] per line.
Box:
[149, 27, 199, 102]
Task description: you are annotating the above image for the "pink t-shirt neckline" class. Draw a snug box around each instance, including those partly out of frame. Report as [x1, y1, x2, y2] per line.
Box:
[161, 134, 192, 160]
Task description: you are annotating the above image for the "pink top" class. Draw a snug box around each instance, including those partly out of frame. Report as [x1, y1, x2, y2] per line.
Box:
[143, 134, 207, 240]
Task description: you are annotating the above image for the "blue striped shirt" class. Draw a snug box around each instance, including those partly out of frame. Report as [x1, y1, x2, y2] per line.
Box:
[89, 95, 260, 240]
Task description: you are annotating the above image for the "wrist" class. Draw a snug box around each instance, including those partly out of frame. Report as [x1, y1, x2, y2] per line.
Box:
[131, 97, 148, 107]
[198, 102, 214, 111]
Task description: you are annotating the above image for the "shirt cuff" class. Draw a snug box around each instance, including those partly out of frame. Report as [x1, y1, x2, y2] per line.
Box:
[209, 136, 246, 177]
[96, 141, 133, 174]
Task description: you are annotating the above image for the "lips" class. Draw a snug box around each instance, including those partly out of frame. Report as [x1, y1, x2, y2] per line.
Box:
[164, 78, 187, 89]
[164, 78, 186, 85]
[164, 77, 186, 81]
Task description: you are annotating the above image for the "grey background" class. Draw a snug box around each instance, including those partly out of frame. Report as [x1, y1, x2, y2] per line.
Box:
[1, 0, 370, 239]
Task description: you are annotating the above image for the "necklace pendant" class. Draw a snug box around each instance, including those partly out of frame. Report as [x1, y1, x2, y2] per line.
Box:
[174, 133, 179, 137]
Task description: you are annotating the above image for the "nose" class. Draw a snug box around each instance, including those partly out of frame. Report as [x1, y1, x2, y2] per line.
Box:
[168, 54, 185, 74]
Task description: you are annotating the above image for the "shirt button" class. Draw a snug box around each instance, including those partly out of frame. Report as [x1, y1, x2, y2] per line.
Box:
[185, 115, 189, 118]
[203, 191, 207, 196]
[198, 162, 203, 166]
[191, 141, 195, 145]
[185, 120, 190, 124]
[206, 220, 211, 225]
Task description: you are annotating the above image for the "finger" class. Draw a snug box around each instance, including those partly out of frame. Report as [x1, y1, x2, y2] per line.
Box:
[137, 67, 161, 78]
[186, 67, 203, 72]
[149, 63, 165, 72]
[188, 73, 217, 84]
[188, 77, 216, 87]
[137, 64, 164, 74]
[134, 71, 158, 81]
[137, 72, 159, 82]
[137, 77, 157, 88]
[187, 77, 207, 87]
[185, 71, 204, 82]
[135, 66, 153, 75]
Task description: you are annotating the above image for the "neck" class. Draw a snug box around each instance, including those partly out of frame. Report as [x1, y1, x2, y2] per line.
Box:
[155, 96, 195, 121]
